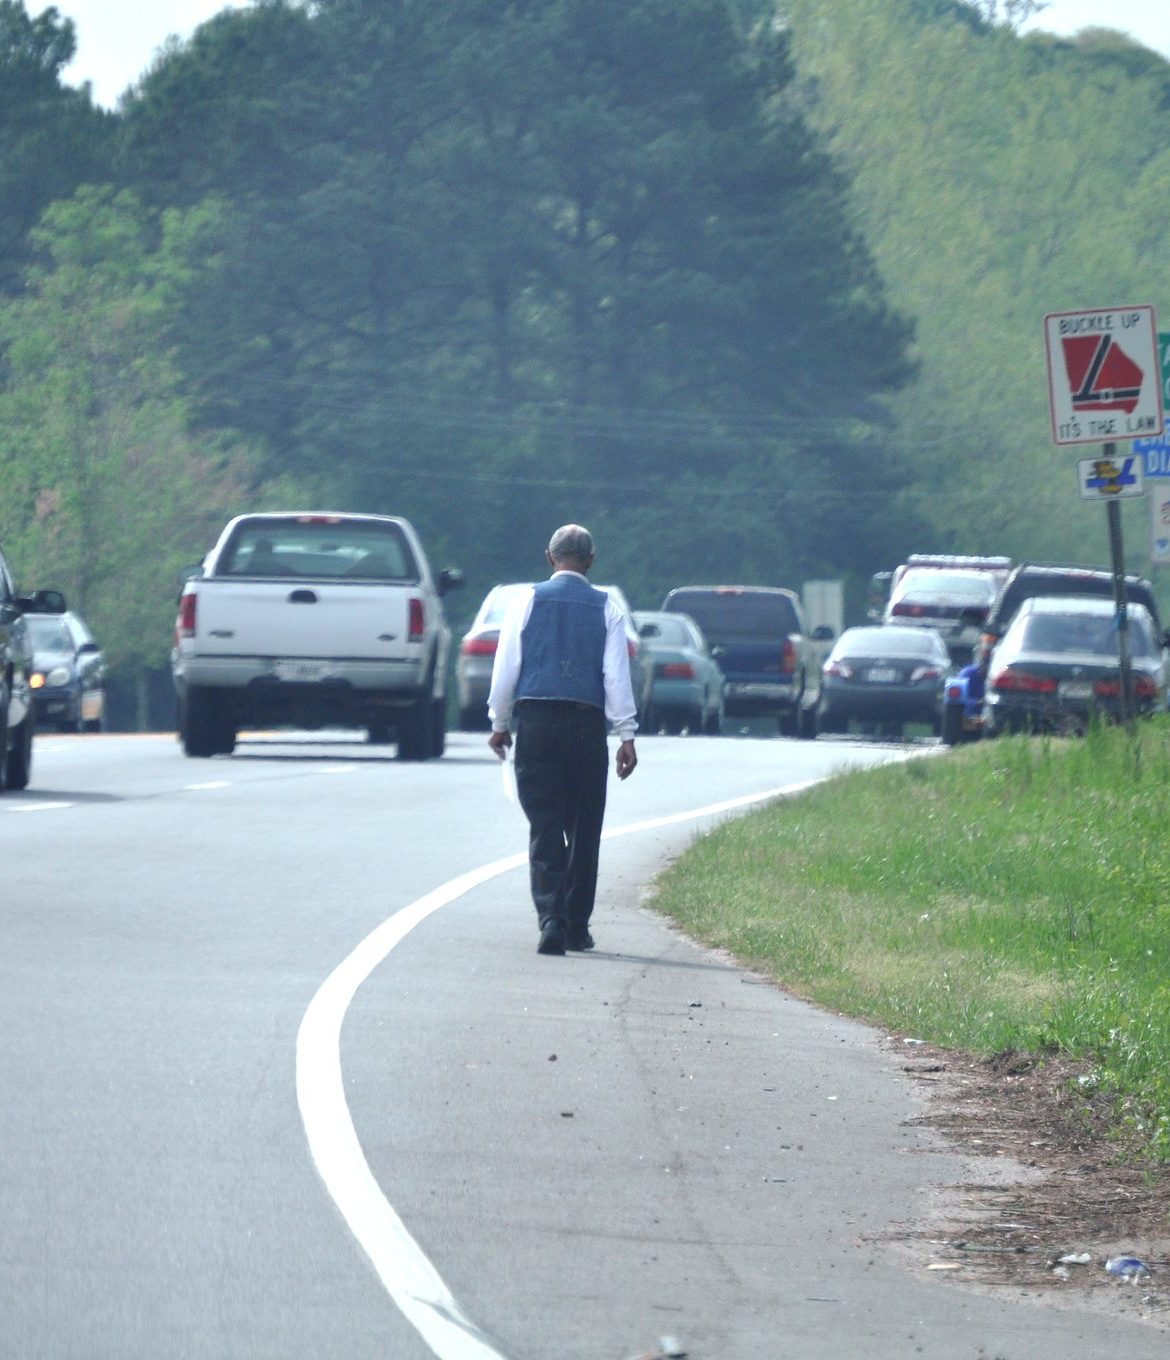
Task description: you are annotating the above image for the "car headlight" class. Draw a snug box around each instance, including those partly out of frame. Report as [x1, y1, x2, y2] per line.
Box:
[45, 665, 73, 687]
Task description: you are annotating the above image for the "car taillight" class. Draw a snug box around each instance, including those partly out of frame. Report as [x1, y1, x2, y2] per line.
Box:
[910, 665, 942, 683]
[824, 660, 853, 679]
[659, 662, 695, 679]
[890, 602, 922, 617]
[781, 638, 797, 673]
[176, 592, 197, 640]
[461, 636, 498, 657]
[408, 597, 425, 642]
[945, 682, 964, 701]
[1095, 675, 1158, 699]
[990, 668, 1057, 694]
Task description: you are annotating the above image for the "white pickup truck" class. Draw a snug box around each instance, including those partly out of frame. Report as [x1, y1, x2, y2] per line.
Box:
[172, 512, 463, 759]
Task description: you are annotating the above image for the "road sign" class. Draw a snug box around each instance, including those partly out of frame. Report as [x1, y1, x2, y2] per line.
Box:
[1045, 306, 1164, 445]
[1151, 484, 1170, 563]
[1137, 433, 1170, 476]
[1077, 453, 1145, 501]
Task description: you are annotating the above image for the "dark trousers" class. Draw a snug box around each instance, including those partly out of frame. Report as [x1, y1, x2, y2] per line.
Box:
[513, 700, 608, 931]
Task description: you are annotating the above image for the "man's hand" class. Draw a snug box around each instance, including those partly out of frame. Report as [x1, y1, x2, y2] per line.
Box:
[488, 729, 512, 760]
[615, 739, 637, 780]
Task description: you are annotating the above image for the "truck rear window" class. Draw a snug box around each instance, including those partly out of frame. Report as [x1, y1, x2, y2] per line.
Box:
[218, 518, 417, 581]
[664, 589, 799, 642]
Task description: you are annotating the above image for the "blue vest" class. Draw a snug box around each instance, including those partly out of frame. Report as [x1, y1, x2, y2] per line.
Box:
[516, 575, 608, 709]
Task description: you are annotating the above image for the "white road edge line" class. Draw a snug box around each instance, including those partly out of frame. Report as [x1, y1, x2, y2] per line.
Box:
[295, 780, 807, 1360]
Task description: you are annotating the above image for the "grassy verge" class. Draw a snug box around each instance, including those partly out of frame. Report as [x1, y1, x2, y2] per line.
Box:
[650, 719, 1170, 1159]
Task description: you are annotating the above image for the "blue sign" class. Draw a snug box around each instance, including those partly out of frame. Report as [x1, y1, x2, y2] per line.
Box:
[1136, 434, 1170, 477]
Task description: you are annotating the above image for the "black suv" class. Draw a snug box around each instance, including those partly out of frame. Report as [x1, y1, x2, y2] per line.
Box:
[660, 584, 831, 737]
[0, 542, 66, 790]
[983, 563, 1167, 649]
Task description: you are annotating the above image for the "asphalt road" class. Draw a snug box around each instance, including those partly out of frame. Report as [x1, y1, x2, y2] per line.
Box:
[2, 729, 1162, 1360]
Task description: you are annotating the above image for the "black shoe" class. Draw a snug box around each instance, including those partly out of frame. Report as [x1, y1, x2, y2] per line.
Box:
[537, 922, 566, 955]
[565, 928, 594, 951]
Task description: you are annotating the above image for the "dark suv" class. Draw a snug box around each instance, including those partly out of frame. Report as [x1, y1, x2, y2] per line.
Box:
[984, 563, 1166, 649]
[0, 542, 67, 790]
[660, 585, 831, 737]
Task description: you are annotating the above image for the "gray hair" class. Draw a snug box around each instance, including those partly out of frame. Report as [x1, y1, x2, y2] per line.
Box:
[547, 524, 594, 565]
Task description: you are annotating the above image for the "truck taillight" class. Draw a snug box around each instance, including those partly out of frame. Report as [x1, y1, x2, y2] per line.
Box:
[781, 638, 797, 673]
[408, 597, 425, 642]
[176, 592, 197, 640]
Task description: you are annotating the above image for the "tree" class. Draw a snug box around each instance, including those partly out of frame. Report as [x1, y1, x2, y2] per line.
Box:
[0, 187, 269, 722]
[116, 0, 918, 603]
[0, 1, 112, 295]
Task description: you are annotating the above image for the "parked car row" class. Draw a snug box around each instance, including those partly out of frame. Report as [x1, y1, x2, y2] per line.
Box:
[456, 580, 833, 738]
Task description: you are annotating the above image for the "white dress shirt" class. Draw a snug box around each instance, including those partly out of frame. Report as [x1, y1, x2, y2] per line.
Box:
[487, 572, 638, 740]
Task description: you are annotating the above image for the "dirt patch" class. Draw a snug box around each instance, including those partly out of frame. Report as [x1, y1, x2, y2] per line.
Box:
[881, 1038, 1170, 1330]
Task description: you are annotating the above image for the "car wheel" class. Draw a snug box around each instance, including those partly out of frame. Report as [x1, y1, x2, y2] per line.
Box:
[83, 715, 103, 734]
[0, 693, 9, 791]
[367, 721, 393, 744]
[940, 705, 962, 746]
[662, 712, 684, 736]
[458, 704, 489, 732]
[703, 706, 723, 736]
[798, 701, 817, 740]
[815, 705, 846, 735]
[431, 698, 447, 758]
[396, 694, 433, 761]
[179, 685, 223, 761]
[5, 707, 32, 790]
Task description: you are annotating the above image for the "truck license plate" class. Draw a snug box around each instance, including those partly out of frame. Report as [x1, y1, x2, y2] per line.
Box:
[274, 660, 329, 682]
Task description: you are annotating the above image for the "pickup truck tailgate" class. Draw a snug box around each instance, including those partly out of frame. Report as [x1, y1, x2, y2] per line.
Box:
[192, 580, 416, 659]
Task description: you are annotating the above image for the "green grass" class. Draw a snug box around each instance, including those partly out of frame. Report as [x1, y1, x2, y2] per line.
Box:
[650, 719, 1170, 1158]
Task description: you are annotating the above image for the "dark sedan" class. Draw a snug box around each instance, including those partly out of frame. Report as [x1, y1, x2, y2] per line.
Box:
[983, 595, 1165, 736]
[26, 610, 106, 733]
[816, 625, 950, 738]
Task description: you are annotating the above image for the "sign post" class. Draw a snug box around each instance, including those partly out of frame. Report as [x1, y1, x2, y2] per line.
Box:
[1048, 306, 1164, 730]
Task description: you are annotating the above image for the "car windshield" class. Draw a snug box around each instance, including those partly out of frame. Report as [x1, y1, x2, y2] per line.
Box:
[218, 517, 417, 580]
[1016, 610, 1158, 659]
[892, 570, 994, 605]
[836, 629, 941, 659]
[666, 590, 797, 641]
[26, 618, 72, 653]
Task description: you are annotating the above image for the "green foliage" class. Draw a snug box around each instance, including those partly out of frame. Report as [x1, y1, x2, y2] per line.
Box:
[0, 1, 112, 295]
[114, 0, 918, 606]
[782, 0, 1170, 571]
[651, 720, 1170, 1158]
[0, 187, 266, 677]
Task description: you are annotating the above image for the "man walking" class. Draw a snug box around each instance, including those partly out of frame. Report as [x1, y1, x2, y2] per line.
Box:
[487, 525, 638, 955]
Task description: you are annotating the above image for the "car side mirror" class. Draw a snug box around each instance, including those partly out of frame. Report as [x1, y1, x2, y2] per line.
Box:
[78, 641, 100, 654]
[811, 625, 834, 642]
[438, 568, 464, 597]
[638, 623, 660, 639]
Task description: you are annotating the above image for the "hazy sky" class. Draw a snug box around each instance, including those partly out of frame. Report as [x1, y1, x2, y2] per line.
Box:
[43, 0, 1170, 110]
